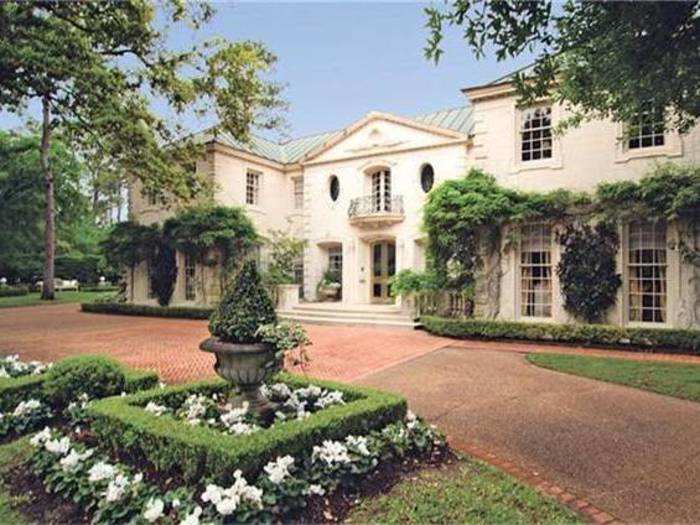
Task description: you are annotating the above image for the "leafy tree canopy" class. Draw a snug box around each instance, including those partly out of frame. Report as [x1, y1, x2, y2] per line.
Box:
[0, 130, 101, 281]
[425, 1, 700, 132]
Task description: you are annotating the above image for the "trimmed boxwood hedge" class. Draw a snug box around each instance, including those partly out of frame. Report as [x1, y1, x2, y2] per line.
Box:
[81, 302, 213, 319]
[421, 315, 700, 354]
[87, 373, 407, 484]
[79, 285, 120, 293]
[0, 356, 159, 411]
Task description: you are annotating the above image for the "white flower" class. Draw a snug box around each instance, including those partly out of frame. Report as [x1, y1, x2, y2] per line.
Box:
[295, 385, 322, 399]
[144, 402, 168, 416]
[312, 440, 351, 465]
[0, 368, 8, 378]
[219, 402, 248, 428]
[30, 427, 52, 447]
[143, 498, 165, 522]
[12, 399, 42, 417]
[104, 473, 130, 502]
[133, 472, 143, 484]
[346, 435, 371, 456]
[179, 506, 202, 525]
[158, 382, 167, 389]
[201, 471, 263, 516]
[315, 390, 344, 409]
[201, 484, 223, 505]
[227, 422, 257, 436]
[88, 461, 117, 483]
[306, 484, 325, 496]
[270, 383, 292, 398]
[406, 410, 417, 422]
[263, 455, 294, 484]
[45, 437, 71, 455]
[59, 448, 94, 472]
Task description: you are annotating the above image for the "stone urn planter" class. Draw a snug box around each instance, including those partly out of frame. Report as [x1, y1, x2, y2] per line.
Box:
[318, 282, 341, 301]
[200, 337, 280, 422]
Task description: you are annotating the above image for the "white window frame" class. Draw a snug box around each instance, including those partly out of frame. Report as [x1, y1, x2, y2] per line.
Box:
[518, 223, 553, 319]
[184, 253, 196, 302]
[293, 177, 304, 210]
[627, 221, 668, 325]
[246, 170, 261, 206]
[627, 105, 665, 151]
[520, 105, 553, 163]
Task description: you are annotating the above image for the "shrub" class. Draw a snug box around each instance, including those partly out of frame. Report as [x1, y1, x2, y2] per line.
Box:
[81, 302, 214, 319]
[0, 285, 29, 297]
[148, 239, 177, 306]
[421, 316, 700, 354]
[42, 355, 126, 407]
[87, 373, 407, 484]
[55, 254, 103, 284]
[79, 285, 119, 293]
[209, 260, 277, 343]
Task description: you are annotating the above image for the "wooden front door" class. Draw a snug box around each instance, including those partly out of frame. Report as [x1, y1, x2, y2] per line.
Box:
[371, 241, 396, 303]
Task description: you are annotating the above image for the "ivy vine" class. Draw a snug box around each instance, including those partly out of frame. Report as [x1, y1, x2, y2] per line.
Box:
[556, 222, 622, 323]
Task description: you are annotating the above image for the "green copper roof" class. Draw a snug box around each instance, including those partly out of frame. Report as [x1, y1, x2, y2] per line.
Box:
[199, 105, 473, 164]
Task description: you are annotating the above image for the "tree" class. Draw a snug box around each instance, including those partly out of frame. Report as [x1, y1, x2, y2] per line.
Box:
[0, 130, 99, 282]
[425, 1, 700, 133]
[0, 1, 283, 299]
[263, 230, 306, 286]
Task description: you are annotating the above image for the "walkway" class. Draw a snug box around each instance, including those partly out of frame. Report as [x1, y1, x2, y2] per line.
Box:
[359, 346, 700, 523]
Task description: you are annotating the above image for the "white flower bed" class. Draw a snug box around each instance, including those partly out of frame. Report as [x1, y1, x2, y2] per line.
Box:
[0, 397, 51, 437]
[0, 354, 51, 378]
[27, 412, 443, 524]
[142, 382, 346, 436]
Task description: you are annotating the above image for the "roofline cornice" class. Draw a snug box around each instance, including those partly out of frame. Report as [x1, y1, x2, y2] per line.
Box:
[461, 81, 516, 102]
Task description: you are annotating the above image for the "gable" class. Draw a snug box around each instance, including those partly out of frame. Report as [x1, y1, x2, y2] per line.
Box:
[302, 113, 468, 164]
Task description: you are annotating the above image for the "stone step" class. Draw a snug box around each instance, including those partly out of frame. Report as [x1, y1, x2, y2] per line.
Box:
[292, 303, 403, 315]
[278, 311, 421, 329]
[279, 308, 410, 321]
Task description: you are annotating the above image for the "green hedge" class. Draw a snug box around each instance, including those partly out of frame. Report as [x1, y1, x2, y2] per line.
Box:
[87, 373, 406, 484]
[421, 316, 700, 354]
[0, 286, 29, 298]
[0, 357, 158, 411]
[81, 302, 213, 319]
[79, 285, 120, 293]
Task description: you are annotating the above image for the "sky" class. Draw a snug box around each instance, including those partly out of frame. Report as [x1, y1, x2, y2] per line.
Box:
[0, 1, 538, 142]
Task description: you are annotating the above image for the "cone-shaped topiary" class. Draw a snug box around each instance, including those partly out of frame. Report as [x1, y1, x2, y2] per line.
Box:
[208, 260, 277, 343]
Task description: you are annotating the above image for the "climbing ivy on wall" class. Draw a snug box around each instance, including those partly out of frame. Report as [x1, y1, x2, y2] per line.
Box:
[556, 222, 622, 323]
[148, 238, 177, 307]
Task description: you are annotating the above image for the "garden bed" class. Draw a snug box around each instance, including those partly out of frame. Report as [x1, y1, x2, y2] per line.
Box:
[88, 373, 406, 483]
[422, 315, 700, 355]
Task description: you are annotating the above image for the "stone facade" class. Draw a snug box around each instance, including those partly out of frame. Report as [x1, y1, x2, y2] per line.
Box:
[129, 76, 700, 329]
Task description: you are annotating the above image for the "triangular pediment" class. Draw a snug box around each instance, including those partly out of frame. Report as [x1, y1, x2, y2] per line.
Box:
[300, 112, 466, 164]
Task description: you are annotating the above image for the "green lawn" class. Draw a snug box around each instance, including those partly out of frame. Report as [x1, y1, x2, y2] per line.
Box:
[0, 437, 31, 525]
[527, 353, 700, 403]
[347, 455, 580, 524]
[0, 290, 115, 309]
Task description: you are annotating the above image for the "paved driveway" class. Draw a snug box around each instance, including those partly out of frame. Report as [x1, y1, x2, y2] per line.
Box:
[0, 303, 451, 383]
[359, 346, 700, 523]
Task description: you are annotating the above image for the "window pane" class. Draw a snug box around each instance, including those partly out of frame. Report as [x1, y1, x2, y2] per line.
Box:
[520, 223, 552, 317]
[521, 106, 552, 162]
[628, 221, 666, 323]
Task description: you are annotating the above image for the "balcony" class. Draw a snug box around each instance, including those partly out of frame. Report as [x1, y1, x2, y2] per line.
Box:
[348, 195, 405, 229]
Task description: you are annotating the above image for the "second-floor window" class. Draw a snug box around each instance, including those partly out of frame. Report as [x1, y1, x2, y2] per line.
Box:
[628, 105, 665, 149]
[371, 169, 391, 212]
[521, 106, 552, 162]
[294, 178, 304, 209]
[246, 170, 260, 205]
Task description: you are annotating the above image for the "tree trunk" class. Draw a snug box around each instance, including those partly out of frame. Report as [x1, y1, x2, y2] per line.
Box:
[40, 94, 55, 301]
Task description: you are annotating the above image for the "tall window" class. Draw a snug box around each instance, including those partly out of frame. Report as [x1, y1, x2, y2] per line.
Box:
[246, 170, 260, 205]
[184, 253, 196, 301]
[371, 169, 391, 212]
[328, 246, 342, 283]
[293, 178, 304, 209]
[520, 223, 552, 317]
[521, 106, 552, 162]
[628, 221, 667, 323]
[146, 190, 158, 206]
[293, 258, 304, 299]
[628, 105, 665, 149]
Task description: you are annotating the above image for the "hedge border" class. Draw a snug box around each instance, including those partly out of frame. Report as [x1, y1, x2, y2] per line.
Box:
[0, 360, 158, 411]
[81, 302, 213, 320]
[87, 372, 407, 484]
[421, 315, 700, 355]
[0, 287, 28, 298]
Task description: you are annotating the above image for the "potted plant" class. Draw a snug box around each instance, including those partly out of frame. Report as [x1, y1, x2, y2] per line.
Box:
[200, 260, 278, 421]
[316, 270, 341, 301]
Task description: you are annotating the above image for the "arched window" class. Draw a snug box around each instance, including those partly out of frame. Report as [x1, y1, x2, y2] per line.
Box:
[329, 175, 340, 201]
[420, 164, 434, 193]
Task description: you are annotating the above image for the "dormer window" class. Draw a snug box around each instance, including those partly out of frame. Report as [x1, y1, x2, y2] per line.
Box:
[521, 106, 552, 162]
[628, 105, 665, 149]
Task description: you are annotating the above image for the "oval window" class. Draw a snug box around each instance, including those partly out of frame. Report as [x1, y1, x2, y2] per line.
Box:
[329, 175, 340, 201]
[420, 164, 434, 193]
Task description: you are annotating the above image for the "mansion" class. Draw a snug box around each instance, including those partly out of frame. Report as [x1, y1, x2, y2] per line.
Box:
[129, 70, 700, 329]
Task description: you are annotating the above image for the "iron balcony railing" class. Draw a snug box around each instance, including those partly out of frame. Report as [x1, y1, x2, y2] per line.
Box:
[347, 195, 404, 218]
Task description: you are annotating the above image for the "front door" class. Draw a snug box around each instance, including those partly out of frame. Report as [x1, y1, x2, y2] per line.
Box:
[371, 241, 396, 303]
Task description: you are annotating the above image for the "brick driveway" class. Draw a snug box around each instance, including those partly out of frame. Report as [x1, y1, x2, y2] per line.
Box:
[0, 303, 452, 383]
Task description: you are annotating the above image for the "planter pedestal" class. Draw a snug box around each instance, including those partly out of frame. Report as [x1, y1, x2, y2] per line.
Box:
[199, 337, 279, 422]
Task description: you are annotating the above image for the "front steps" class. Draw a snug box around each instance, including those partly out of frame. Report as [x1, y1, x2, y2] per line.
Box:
[277, 302, 420, 329]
